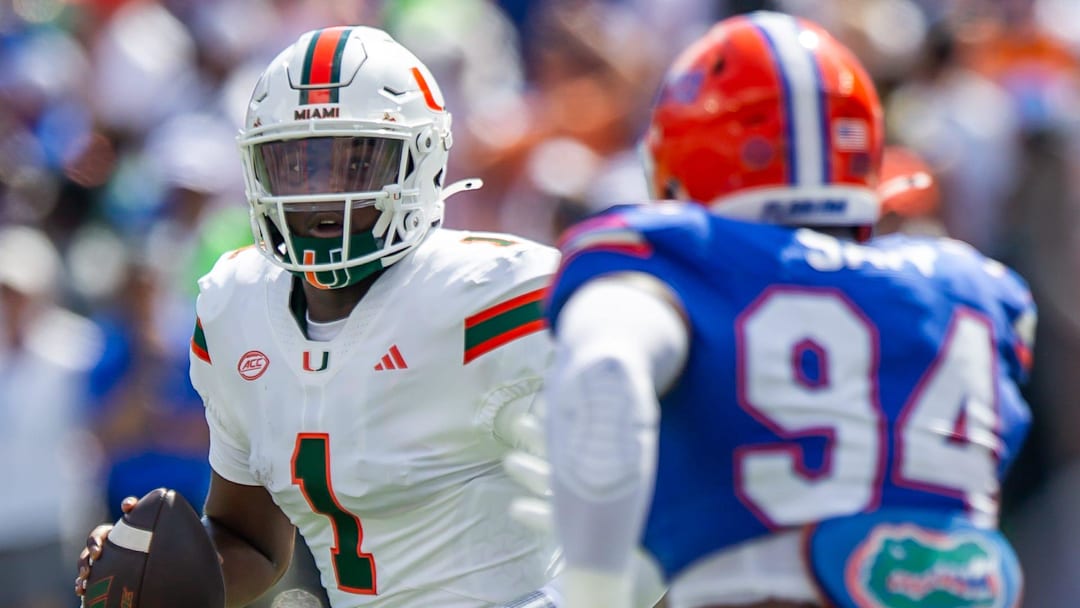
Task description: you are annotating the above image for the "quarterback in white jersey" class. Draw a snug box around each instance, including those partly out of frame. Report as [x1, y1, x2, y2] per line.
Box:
[78, 26, 567, 608]
[191, 228, 559, 607]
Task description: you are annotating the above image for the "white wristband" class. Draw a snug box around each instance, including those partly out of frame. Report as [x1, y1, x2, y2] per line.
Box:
[564, 567, 633, 608]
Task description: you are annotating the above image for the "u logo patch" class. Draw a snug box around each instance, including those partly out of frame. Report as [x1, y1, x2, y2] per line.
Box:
[303, 351, 330, 372]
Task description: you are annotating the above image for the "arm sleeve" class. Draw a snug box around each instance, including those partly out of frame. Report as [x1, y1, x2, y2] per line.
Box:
[205, 401, 259, 486]
[545, 276, 688, 600]
[471, 244, 560, 443]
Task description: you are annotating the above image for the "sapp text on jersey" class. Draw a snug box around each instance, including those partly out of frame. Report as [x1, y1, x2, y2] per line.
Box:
[796, 229, 939, 276]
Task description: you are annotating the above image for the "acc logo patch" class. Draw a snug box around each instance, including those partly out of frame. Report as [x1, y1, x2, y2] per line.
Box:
[237, 350, 269, 381]
[846, 524, 1003, 608]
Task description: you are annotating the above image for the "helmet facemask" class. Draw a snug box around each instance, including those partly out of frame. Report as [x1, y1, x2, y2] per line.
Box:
[242, 124, 446, 289]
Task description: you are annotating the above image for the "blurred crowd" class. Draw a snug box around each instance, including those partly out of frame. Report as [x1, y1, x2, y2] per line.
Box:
[2, 0, 1080, 606]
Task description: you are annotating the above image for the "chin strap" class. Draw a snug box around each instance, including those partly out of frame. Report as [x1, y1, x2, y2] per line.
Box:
[442, 177, 484, 200]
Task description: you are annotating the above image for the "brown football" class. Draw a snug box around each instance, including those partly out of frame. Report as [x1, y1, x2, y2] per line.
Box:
[83, 488, 225, 608]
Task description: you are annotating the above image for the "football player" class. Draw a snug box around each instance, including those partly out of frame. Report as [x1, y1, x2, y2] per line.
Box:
[540, 11, 1035, 608]
[76, 26, 571, 608]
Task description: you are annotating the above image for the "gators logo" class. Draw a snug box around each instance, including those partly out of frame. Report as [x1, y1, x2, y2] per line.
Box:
[846, 524, 1003, 608]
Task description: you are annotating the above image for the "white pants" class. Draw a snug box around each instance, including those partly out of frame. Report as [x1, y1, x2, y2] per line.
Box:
[668, 530, 819, 608]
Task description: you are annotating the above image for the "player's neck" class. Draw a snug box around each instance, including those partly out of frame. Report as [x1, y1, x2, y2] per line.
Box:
[301, 270, 385, 322]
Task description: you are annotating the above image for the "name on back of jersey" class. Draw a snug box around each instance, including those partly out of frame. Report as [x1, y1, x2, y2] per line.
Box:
[796, 229, 938, 276]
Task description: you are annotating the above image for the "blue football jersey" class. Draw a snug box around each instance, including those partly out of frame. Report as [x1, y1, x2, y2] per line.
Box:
[547, 202, 1035, 580]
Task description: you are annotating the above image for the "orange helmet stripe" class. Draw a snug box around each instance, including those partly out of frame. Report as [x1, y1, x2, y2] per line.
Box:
[300, 27, 352, 105]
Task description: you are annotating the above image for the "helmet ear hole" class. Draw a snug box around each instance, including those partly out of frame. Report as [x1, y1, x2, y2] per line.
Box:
[416, 128, 435, 154]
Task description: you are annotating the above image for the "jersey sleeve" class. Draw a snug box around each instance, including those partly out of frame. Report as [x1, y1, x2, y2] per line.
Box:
[457, 239, 561, 444]
[547, 204, 696, 334]
[985, 260, 1037, 475]
[189, 253, 260, 486]
[933, 241, 1037, 477]
[992, 261, 1037, 386]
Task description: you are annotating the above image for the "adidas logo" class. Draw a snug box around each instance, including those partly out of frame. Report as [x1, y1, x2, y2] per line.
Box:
[374, 345, 408, 371]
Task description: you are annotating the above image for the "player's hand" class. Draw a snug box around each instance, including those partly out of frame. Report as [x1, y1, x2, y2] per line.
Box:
[74, 496, 138, 597]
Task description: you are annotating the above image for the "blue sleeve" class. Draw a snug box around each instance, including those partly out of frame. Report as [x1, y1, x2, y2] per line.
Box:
[547, 205, 700, 332]
[942, 248, 1036, 477]
[995, 264, 1037, 386]
[993, 264, 1036, 477]
[915, 238, 1038, 386]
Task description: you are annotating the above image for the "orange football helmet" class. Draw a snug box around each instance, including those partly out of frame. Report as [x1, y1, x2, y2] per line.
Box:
[643, 11, 884, 229]
[878, 145, 939, 220]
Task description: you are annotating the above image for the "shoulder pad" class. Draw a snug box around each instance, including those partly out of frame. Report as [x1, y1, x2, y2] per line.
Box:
[195, 246, 271, 323]
[426, 229, 560, 298]
[557, 202, 710, 262]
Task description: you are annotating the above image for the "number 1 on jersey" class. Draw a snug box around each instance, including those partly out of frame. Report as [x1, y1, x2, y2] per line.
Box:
[292, 433, 377, 594]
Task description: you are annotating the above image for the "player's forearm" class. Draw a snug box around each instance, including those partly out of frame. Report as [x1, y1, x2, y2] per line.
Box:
[546, 280, 685, 602]
[205, 516, 294, 607]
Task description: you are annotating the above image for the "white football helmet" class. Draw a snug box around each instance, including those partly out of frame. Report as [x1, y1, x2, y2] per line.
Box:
[238, 26, 480, 288]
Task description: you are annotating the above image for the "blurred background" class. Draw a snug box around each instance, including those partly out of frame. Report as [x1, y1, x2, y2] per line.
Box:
[1, 0, 1078, 606]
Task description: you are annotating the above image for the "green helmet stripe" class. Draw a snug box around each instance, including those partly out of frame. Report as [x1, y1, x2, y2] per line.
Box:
[299, 27, 352, 105]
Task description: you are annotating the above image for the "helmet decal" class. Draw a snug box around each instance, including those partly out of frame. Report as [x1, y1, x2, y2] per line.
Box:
[411, 67, 444, 112]
[661, 71, 704, 105]
[298, 26, 353, 105]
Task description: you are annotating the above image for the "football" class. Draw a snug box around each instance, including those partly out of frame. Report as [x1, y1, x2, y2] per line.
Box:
[83, 488, 225, 608]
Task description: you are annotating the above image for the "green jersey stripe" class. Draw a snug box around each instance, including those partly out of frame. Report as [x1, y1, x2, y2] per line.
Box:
[191, 317, 211, 364]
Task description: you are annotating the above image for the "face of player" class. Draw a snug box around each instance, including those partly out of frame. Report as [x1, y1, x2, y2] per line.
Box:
[283, 204, 381, 239]
[256, 135, 403, 238]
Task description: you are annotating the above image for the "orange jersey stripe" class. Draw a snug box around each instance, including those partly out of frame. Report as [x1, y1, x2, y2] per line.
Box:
[465, 288, 546, 329]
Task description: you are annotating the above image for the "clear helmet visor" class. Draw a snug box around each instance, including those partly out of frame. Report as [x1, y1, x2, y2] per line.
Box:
[246, 135, 414, 289]
[254, 136, 405, 198]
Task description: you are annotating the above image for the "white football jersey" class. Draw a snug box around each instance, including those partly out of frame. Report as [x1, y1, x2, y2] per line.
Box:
[190, 229, 561, 607]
